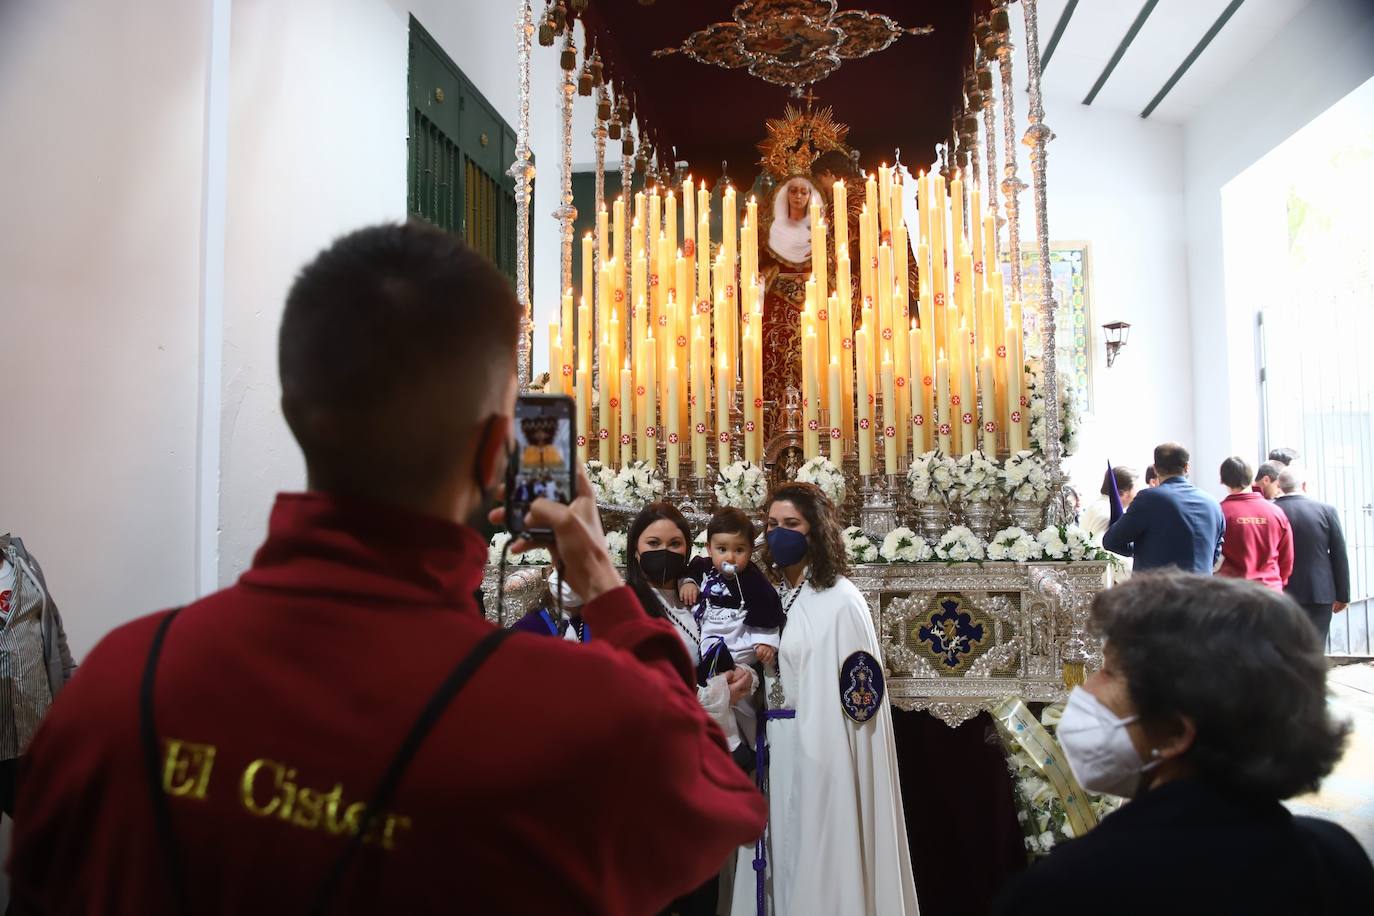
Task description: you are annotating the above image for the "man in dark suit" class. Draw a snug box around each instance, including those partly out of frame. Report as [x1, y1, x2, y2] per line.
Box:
[1104, 442, 1225, 574]
[1275, 465, 1350, 642]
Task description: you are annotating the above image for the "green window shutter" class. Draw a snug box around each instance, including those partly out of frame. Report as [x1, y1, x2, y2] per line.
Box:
[407, 17, 525, 287]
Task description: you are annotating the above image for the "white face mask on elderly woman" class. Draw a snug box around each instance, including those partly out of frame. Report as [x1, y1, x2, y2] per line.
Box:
[1057, 687, 1161, 798]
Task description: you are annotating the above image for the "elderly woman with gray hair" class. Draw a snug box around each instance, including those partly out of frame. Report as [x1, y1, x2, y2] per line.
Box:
[995, 571, 1373, 914]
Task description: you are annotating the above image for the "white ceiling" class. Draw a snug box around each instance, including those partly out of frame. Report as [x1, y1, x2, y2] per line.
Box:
[1016, 0, 1313, 123]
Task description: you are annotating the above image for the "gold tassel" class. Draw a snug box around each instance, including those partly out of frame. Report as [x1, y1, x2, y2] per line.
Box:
[1061, 659, 1085, 689]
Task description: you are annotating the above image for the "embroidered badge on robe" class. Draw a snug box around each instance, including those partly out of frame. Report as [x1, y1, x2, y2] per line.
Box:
[839, 651, 885, 723]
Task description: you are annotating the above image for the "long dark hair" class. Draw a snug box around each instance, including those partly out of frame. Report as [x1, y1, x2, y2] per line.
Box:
[624, 501, 693, 618]
[759, 481, 848, 590]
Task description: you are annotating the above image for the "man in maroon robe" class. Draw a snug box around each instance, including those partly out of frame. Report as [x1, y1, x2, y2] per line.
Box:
[7, 224, 765, 914]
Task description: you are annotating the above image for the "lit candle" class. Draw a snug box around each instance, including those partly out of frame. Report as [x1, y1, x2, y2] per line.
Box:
[723, 184, 737, 274]
[577, 298, 592, 398]
[597, 206, 609, 267]
[909, 319, 926, 455]
[612, 196, 625, 266]
[936, 351, 952, 455]
[828, 357, 843, 464]
[881, 353, 897, 474]
[878, 164, 892, 238]
[1008, 299, 1026, 451]
[692, 328, 707, 477]
[548, 320, 562, 396]
[599, 332, 613, 464]
[656, 232, 670, 398]
[979, 349, 998, 456]
[742, 325, 758, 464]
[581, 233, 594, 320]
[666, 359, 680, 479]
[950, 170, 964, 252]
[623, 357, 637, 466]
[575, 365, 588, 453]
[716, 351, 730, 468]
[803, 328, 819, 457]
[560, 289, 574, 393]
[833, 180, 848, 255]
[664, 191, 677, 274]
[958, 326, 976, 456]
[856, 326, 873, 475]
[641, 333, 656, 468]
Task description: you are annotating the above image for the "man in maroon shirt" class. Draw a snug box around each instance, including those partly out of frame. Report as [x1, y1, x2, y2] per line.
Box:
[1217, 456, 1294, 591]
[7, 224, 765, 914]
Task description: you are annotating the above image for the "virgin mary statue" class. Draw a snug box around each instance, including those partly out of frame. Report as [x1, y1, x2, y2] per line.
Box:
[759, 175, 822, 402]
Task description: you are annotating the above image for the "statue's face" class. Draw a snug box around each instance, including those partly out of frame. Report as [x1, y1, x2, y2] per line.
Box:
[787, 180, 811, 217]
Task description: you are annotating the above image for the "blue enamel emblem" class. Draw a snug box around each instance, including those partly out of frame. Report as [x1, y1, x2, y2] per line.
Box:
[839, 651, 885, 723]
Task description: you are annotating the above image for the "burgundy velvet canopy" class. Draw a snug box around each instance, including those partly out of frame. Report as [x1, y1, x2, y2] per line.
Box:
[575, 0, 991, 185]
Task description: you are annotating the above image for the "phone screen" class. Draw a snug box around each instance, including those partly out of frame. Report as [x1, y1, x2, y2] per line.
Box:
[506, 394, 576, 536]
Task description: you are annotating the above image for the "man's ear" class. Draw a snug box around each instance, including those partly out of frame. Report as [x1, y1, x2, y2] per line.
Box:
[476, 415, 513, 489]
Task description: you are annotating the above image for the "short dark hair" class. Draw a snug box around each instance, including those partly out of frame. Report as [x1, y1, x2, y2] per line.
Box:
[1144, 465, 1159, 485]
[812, 149, 854, 179]
[707, 507, 755, 544]
[1153, 443, 1190, 477]
[1219, 456, 1253, 489]
[279, 223, 519, 502]
[1255, 462, 1281, 484]
[1268, 447, 1299, 466]
[1100, 466, 1136, 497]
[1091, 571, 1348, 799]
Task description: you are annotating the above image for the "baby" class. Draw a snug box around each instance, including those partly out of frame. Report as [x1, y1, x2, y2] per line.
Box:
[680, 508, 785, 752]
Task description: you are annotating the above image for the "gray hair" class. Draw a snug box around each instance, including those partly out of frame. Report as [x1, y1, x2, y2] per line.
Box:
[1091, 571, 1347, 799]
[1278, 465, 1304, 494]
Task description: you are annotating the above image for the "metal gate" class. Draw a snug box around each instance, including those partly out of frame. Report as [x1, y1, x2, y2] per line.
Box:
[1260, 256, 1374, 656]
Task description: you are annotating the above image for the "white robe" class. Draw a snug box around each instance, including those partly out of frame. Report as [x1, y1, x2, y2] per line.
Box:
[730, 576, 920, 915]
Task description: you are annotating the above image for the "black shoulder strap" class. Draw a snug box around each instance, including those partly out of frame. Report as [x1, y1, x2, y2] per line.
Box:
[139, 608, 191, 916]
[309, 625, 517, 915]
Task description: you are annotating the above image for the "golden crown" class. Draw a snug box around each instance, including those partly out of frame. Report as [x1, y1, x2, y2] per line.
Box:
[757, 104, 850, 180]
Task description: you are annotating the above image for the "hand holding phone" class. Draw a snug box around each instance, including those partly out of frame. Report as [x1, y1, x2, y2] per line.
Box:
[505, 394, 576, 540]
[493, 466, 623, 603]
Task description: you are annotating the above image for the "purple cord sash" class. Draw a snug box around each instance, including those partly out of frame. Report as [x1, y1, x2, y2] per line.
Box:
[754, 706, 795, 916]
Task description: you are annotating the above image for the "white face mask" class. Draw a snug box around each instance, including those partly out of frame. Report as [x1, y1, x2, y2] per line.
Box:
[1057, 687, 1160, 798]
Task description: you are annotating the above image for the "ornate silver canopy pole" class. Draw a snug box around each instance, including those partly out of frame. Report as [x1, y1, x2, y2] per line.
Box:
[993, 3, 1025, 301]
[591, 79, 608, 391]
[980, 33, 1000, 255]
[620, 103, 634, 346]
[1020, 0, 1072, 524]
[558, 31, 578, 310]
[510, 0, 535, 390]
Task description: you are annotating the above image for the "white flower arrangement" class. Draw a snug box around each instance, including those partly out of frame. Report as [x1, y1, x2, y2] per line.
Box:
[1025, 358, 1081, 458]
[1003, 702, 1124, 858]
[794, 456, 847, 506]
[879, 527, 933, 563]
[1037, 523, 1109, 562]
[584, 459, 616, 503]
[488, 531, 551, 566]
[1037, 524, 1069, 560]
[609, 459, 664, 508]
[842, 526, 879, 564]
[934, 525, 986, 562]
[715, 460, 767, 510]
[1001, 450, 1050, 503]
[907, 450, 958, 503]
[954, 450, 1002, 502]
[987, 526, 1044, 562]
[604, 530, 628, 567]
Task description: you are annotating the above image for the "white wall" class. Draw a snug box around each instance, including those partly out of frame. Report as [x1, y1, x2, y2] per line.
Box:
[0, 0, 211, 658]
[1004, 12, 1192, 502]
[1184, 0, 1374, 495]
[217, 0, 590, 582]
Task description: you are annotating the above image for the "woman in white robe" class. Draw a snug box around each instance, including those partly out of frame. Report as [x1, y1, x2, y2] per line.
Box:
[731, 482, 920, 915]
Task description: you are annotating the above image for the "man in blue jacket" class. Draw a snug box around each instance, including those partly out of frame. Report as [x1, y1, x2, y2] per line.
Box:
[1104, 443, 1225, 574]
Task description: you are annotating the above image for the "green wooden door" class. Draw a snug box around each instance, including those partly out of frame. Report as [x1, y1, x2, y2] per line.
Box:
[407, 17, 522, 284]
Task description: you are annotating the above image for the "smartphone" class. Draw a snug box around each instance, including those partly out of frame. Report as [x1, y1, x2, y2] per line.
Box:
[505, 393, 576, 540]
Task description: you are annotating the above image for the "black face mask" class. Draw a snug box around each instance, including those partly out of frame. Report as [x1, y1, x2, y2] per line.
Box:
[638, 549, 688, 587]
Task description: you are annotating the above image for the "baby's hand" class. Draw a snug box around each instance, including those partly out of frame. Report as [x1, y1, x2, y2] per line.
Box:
[679, 581, 700, 605]
[754, 644, 777, 668]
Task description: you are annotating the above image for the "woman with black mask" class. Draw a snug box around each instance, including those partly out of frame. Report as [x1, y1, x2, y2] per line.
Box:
[625, 502, 755, 916]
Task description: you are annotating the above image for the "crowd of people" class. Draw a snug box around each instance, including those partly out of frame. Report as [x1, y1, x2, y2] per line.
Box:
[2, 225, 1369, 914]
